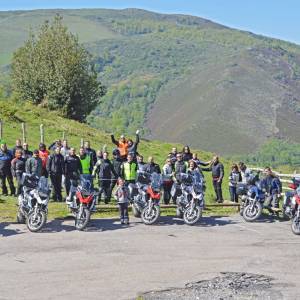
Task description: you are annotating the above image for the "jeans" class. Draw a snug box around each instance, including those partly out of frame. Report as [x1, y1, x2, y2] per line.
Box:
[163, 181, 173, 204]
[15, 173, 23, 196]
[0, 173, 15, 195]
[50, 173, 62, 201]
[99, 179, 112, 203]
[213, 180, 223, 202]
[229, 186, 238, 203]
[119, 202, 129, 222]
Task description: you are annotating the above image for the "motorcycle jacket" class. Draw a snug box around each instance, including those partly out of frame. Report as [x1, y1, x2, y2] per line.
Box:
[0, 149, 13, 175]
[47, 153, 64, 175]
[11, 157, 26, 176]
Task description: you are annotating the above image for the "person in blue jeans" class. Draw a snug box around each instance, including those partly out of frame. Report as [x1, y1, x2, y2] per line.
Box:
[228, 164, 242, 203]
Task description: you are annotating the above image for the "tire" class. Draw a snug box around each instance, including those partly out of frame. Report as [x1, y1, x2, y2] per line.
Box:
[141, 205, 160, 225]
[75, 207, 90, 231]
[282, 209, 291, 221]
[176, 207, 183, 218]
[183, 205, 202, 225]
[17, 209, 26, 224]
[242, 201, 262, 222]
[239, 203, 244, 216]
[26, 210, 47, 232]
[291, 216, 300, 235]
[132, 204, 141, 218]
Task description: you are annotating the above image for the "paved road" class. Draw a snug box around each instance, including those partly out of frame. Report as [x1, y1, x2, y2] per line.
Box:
[0, 214, 299, 300]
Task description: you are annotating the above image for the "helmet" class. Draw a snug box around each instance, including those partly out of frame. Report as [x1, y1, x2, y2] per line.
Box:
[112, 149, 120, 156]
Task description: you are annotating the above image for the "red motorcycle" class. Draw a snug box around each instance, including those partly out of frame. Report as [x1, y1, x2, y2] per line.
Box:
[282, 177, 300, 220]
[291, 190, 300, 235]
[66, 177, 98, 230]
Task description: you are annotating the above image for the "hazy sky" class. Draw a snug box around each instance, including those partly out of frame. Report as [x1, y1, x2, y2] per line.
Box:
[1, 0, 299, 45]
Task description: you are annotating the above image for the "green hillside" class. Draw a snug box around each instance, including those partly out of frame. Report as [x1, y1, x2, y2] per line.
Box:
[1, 8, 300, 156]
[0, 96, 232, 203]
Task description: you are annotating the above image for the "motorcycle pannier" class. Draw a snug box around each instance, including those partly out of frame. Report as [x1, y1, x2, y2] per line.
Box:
[21, 173, 39, 189]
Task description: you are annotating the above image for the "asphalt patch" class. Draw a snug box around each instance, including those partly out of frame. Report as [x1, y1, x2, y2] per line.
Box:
[140, 272, 283, 299]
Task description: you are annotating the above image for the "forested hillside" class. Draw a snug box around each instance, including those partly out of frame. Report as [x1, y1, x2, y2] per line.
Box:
[1, 8, 300, 156]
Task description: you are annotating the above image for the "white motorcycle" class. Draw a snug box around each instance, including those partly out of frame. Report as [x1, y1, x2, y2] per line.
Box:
[172, 172, 205, 225]
[17, 174, 51, 232]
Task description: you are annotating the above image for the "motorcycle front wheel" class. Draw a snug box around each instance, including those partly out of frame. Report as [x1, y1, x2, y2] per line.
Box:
[183, 205, 202, 225]
[75, 207, 91, 231]
[242, 201, 262, 222]
[141, 204, 160, 225]
[26, 209, 47, 232]
[291, 216, 300, 235]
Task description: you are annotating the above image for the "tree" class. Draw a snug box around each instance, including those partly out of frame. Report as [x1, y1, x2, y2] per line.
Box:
[11, 15, 105, 121]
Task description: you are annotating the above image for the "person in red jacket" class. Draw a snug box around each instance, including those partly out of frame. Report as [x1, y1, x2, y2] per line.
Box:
[38, 143, 50, 178]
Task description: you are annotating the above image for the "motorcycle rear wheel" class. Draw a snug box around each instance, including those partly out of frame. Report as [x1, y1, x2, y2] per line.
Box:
[291, 216, 300, 235]
[183, 205, 202, 225]
[242, 202, 262, 222]
[176, 207, 183, 218]
[141, 205, 160, 225]
[132, 204, 141, 218]
[17, 209, 26, 224]
[75, 207, 90, 231]
[26, 210, 47, 232]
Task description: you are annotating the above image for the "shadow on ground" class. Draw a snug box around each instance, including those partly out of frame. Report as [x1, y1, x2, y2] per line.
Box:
[0, 222, 24, 237]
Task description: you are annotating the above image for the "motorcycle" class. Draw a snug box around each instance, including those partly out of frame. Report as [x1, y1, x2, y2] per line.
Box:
[66, 177, 98, 231]
[282, 177, 300, 220]
[241, 173, 266, 222]
[172, 172, 205, 225]
[290, 188, 300, 235]
[237, 182, 249, 216]
[17, 173, 51, 232]
[131, 171, 162, 225]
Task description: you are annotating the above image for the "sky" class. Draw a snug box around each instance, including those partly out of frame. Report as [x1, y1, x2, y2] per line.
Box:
[0, 0, 299, 44]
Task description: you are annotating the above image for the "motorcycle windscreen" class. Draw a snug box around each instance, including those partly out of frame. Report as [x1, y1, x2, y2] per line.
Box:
[38, 176, 51, 196]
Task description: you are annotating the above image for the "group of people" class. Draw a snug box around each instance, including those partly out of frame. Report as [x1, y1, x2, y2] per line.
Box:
[228, 162, 282, 210]
[0, 133, 282, 223]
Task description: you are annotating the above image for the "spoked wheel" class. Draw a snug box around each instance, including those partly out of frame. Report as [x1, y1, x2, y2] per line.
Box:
[242, 201, 262, 222]
[291, 216, 300, 235]
[141, 205, 160, 225]
[26, 210, 47, 232]
[183, 205, 202, 225]
[75, 207, 90, 231]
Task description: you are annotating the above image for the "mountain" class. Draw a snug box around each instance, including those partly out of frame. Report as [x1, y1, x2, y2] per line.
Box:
[1, 8, 300, 155]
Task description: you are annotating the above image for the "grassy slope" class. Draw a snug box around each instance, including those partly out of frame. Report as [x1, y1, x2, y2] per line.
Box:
[2, 8, 300, 156]
[0, 99, 233, 221]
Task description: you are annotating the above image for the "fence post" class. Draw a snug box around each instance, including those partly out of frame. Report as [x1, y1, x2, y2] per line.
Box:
[40, 124, 44, 144]
[0, 119, 2, 141]
[21, 122, 26, 143]
[62, 131, 65, 141]
[80, 138, 84, 148]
